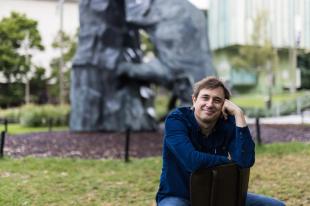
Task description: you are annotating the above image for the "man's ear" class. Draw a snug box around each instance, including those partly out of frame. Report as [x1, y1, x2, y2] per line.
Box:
[192, 95, 196, 104]
[191, 96, 196, 111]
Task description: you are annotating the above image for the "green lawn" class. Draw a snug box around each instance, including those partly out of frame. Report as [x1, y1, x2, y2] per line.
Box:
[231, 91, 309, 108]
[0, 142, 310, 206]
[0, 123, 68, 135]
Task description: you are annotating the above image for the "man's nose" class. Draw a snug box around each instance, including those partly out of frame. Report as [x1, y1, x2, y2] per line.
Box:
[206, 99, 214, 107]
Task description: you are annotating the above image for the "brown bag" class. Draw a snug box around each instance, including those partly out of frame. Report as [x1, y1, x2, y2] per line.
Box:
[190, 163, 250, 206]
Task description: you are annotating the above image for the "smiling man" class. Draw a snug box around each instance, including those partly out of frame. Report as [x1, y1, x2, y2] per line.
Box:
[156, 76, 285, 206]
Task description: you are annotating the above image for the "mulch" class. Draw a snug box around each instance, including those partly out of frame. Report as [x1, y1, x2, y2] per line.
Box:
[2, 124, 310, 159]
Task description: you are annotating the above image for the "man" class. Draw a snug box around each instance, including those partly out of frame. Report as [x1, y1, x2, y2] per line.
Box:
[156, 76, 285, 206]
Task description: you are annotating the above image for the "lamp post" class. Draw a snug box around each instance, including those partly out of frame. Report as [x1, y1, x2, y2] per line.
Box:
[290, 15, 302, 93]
[22, 31, 31, 104]
[58, 0, 65, 105]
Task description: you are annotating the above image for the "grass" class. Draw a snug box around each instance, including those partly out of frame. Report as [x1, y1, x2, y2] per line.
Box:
[231, 91, 308, 108]
[0, 142, 310, 206]
[0, 123, 68, 135]
[0, 157, 161, 206]
[251, 143, 310, 205]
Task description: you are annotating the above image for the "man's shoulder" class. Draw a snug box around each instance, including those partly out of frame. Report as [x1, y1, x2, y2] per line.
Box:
[168, 107, 193, 118]
[165, 107, 197, 133]
[166, 107, 194, 124]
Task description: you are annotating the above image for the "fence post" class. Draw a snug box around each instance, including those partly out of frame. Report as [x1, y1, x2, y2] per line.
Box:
[276, 104, 280, 117]
[124, 128, 131, 163]
[296, 98, 301, 114]
[255, 117, 262, 145]
[48, 118, 53, 132]
[0, 131, 6, 158]
[4, 119, 8, 133]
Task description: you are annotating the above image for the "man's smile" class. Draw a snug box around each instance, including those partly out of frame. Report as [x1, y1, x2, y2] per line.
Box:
[201, 107, 217, 115]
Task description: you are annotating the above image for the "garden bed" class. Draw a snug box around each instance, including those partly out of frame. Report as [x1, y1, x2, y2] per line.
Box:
[3, 124, 310, 159]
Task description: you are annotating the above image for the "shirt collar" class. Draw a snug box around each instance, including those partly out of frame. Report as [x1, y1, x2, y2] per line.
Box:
[189, 109, 226, 134]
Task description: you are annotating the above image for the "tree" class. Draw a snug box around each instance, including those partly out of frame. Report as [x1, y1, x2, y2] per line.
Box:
[232, 10, 278, 109]
[0, 12, 44, 107]
[29, 66, 49, 104]
[297, 52, 310, 89]
[0, 12, 44, 82]
[49, 30, 77, 104]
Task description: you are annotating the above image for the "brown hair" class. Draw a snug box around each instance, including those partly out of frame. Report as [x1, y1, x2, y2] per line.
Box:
[192, 76, 231, 99]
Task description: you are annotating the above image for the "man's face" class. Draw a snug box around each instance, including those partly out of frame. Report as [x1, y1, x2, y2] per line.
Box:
[192, 87, 225, 124]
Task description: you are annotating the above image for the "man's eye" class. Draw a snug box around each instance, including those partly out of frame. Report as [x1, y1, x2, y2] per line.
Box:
[214, 99, 222, 104]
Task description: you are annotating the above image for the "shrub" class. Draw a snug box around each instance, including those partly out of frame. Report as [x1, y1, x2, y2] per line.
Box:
[243, 92, 310, 118]
[242, 107, 271, 118]
[19, 104, 70, 127]
[0, 107, 20, 123]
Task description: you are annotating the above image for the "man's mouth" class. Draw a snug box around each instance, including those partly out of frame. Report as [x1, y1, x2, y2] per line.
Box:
[206, 111, 215, 115]
[202, 108, 215, 115]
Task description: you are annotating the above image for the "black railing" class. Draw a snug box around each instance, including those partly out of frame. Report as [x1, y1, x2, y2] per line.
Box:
[0, 131, 6, 158]
[0, 118, 8, 133]
[124, 128, 131, 163]
[255, 117, 262, 145]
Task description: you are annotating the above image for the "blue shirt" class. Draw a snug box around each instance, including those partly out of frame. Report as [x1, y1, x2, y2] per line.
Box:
[156, 107, 255, 203]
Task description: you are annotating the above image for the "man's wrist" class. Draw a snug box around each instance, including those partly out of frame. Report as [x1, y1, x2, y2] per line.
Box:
[234, 108, 244, 117]
[234, 110, 247, 127]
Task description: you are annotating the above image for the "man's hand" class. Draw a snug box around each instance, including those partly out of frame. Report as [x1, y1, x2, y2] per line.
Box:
[222, 99, 247, 127]
[227, 152, 232, 161]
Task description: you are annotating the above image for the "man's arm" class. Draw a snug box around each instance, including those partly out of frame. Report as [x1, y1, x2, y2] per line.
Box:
[222, 100, 255, 168]
[164, 115, 231, 172]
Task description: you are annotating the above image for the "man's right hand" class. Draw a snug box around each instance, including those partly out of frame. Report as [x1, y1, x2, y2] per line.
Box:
[222, 99, 247, 127]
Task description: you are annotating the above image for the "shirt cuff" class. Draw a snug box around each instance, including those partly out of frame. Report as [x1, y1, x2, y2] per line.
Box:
[236, 126, 251, 138]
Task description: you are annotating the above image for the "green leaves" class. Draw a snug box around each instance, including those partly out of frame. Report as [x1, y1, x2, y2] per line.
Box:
[49, 30, 78, 103]
[0, 12, 43, 50]
[0, 12, 44, 83]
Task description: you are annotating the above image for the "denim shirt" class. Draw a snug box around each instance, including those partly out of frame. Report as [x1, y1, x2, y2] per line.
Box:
[156, 107, 255, 203]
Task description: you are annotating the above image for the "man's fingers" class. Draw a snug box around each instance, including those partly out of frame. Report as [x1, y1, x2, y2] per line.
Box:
[227, 152, 232, 160]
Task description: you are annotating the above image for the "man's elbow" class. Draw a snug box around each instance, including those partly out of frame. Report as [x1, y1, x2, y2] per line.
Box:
[185, 153, 203, 172]
[237, 155, 255, 168]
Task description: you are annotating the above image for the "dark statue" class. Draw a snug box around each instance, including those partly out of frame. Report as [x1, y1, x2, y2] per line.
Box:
[70, 0, 216, 132]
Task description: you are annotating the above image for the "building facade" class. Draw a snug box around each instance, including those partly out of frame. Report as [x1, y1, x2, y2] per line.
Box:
[209, 0, 310, 50]
[208, 0, 310, 91]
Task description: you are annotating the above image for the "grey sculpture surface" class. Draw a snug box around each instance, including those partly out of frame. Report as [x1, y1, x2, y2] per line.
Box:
[70, 0, 216, 132]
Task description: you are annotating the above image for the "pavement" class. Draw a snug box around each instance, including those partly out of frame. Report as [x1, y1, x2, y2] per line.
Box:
[246, 110, 310, 125]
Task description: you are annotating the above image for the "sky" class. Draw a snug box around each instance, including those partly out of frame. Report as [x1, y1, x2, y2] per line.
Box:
[188, 0, 208, 9]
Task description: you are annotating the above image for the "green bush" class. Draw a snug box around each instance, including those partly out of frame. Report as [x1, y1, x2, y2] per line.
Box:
[299, 93, 310, 109]
[271, 93, 310, 116]
[301, 68, 310, 89]
[19, 104, 70, 127]
[0, 107, 20, 123]
[242, 107, 271, 118]
[243, 92, 310, 117]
